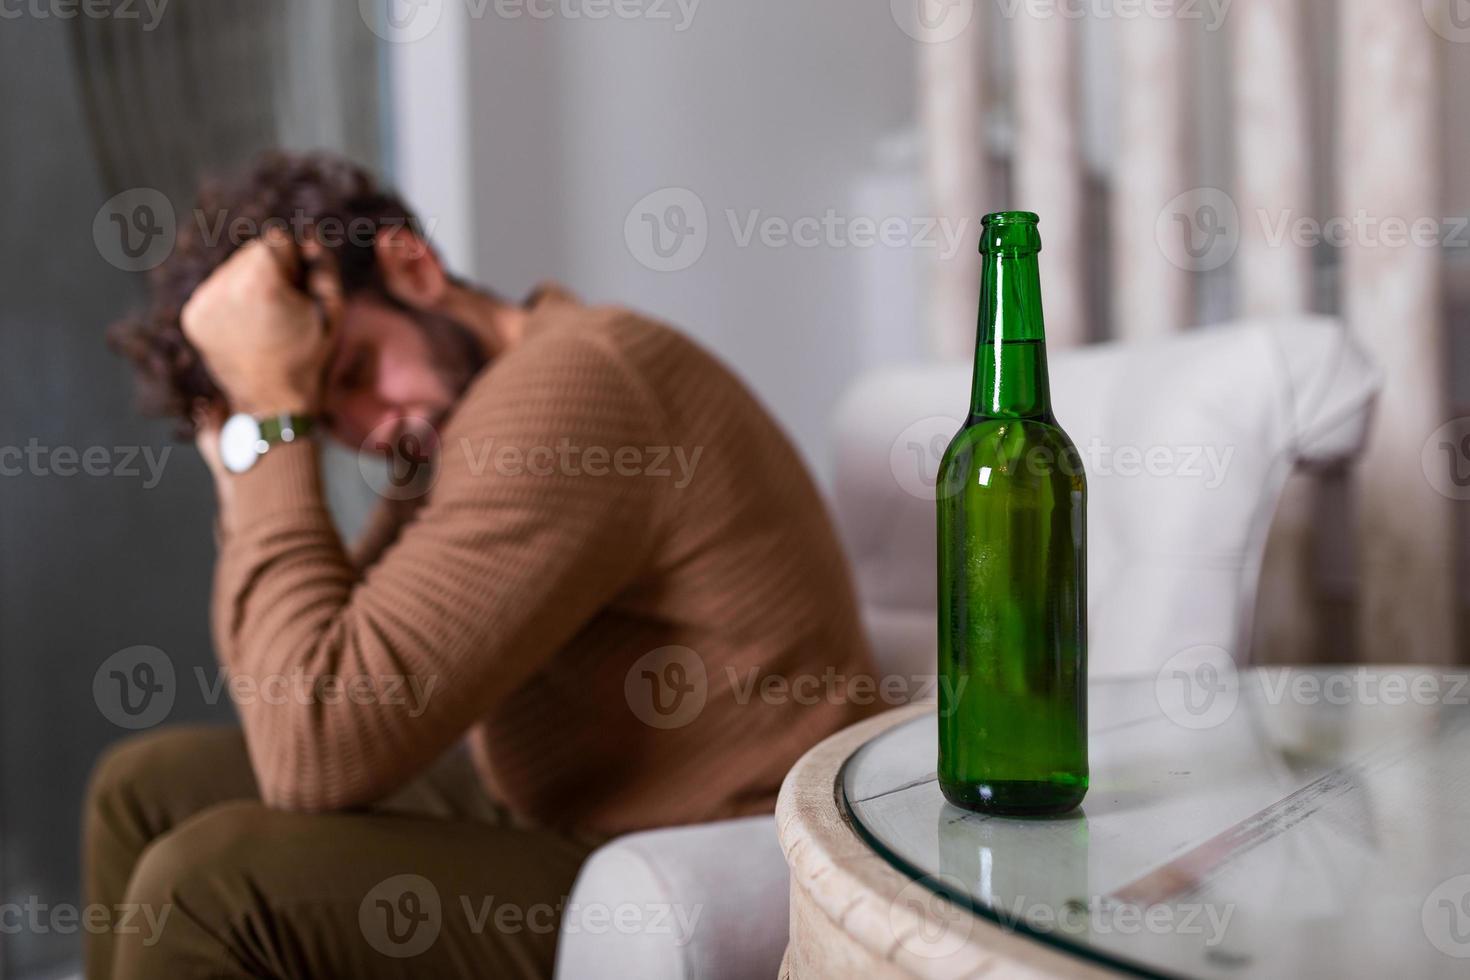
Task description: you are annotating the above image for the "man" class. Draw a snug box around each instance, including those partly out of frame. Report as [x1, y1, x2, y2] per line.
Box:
[89, 152, 878, 979]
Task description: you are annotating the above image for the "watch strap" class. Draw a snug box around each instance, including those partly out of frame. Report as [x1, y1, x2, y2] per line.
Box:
[258, 414, 315, 448]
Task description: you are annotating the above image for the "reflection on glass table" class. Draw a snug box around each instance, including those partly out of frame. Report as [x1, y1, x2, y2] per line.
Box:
[841, 667, 1470, 979]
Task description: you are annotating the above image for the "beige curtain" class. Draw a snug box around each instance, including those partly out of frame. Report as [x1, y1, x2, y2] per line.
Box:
[68, 0, 384, 205]
[914, 0, 1466, 664]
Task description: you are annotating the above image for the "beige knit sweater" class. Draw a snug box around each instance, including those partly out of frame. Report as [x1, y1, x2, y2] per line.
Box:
[212, 286, 879, 834]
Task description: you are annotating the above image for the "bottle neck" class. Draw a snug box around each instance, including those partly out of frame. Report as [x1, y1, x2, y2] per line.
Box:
[969, 249, 1053, 420]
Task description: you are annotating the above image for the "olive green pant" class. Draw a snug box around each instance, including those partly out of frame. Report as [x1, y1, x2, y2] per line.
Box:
[82, 727, 600, 980]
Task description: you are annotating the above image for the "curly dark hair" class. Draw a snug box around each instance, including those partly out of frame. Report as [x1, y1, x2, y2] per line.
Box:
[107, 151, 423, 432]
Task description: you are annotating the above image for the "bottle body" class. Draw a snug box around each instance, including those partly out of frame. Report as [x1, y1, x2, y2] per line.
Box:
[936, 212, 1088, 816]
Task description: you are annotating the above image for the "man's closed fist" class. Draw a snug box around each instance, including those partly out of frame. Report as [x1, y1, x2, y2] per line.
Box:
[180, 229, 341, 417]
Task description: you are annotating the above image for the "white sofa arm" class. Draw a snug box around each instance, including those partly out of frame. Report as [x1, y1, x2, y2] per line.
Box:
[555, 816, 788, 980]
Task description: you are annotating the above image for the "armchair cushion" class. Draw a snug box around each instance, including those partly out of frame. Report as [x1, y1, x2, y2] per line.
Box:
[554, 816, 789, 980]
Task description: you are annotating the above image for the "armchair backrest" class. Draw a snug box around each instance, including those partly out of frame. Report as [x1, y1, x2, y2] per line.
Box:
[830, 316, 1379, 684]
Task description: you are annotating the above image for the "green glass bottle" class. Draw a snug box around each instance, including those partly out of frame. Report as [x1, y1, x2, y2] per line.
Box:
[937, 211, 1088, 816]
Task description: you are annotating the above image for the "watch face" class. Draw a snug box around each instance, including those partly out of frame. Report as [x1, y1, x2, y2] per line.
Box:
[219, 413, 265, 474]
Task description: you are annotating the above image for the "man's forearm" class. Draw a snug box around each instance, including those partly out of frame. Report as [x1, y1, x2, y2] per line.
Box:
[208, 440, 378, 809]
[212, 441, 347, 678]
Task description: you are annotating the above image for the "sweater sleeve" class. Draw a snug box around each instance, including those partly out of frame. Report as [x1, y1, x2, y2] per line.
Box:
[210, 329, 668, 811]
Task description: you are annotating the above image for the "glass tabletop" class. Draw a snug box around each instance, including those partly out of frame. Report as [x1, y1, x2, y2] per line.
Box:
[841, 667, 1470, 979]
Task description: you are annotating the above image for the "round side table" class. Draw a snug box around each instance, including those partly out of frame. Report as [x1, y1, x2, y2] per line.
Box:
[777, 668, 1470, 980]
[776, 704, 1111, 979]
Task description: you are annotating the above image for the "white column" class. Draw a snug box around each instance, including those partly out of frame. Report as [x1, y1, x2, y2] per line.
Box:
[1340, 0, 1457, 663]
[1112, 3, 1190, 340]
[1013, 8, 1086, 349]
[1233, 0, 1312, 316]
[384, 0, 476, 275]
[919, 22, 988, 358]
[1231, 0, 1319, 666]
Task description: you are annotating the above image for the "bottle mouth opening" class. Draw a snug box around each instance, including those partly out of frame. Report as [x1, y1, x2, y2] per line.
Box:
[979, 212, 1042, 254]
[982, 211, 1040, 226]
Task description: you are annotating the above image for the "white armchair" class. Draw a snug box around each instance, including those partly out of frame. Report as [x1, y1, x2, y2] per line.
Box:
[554, 316, 1380, 979]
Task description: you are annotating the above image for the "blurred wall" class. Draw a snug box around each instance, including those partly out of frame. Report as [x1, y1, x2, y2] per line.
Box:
[464, 2, 919, 482]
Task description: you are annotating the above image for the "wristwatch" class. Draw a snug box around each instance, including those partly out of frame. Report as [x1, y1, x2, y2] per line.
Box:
[219, 413, 316, 474]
